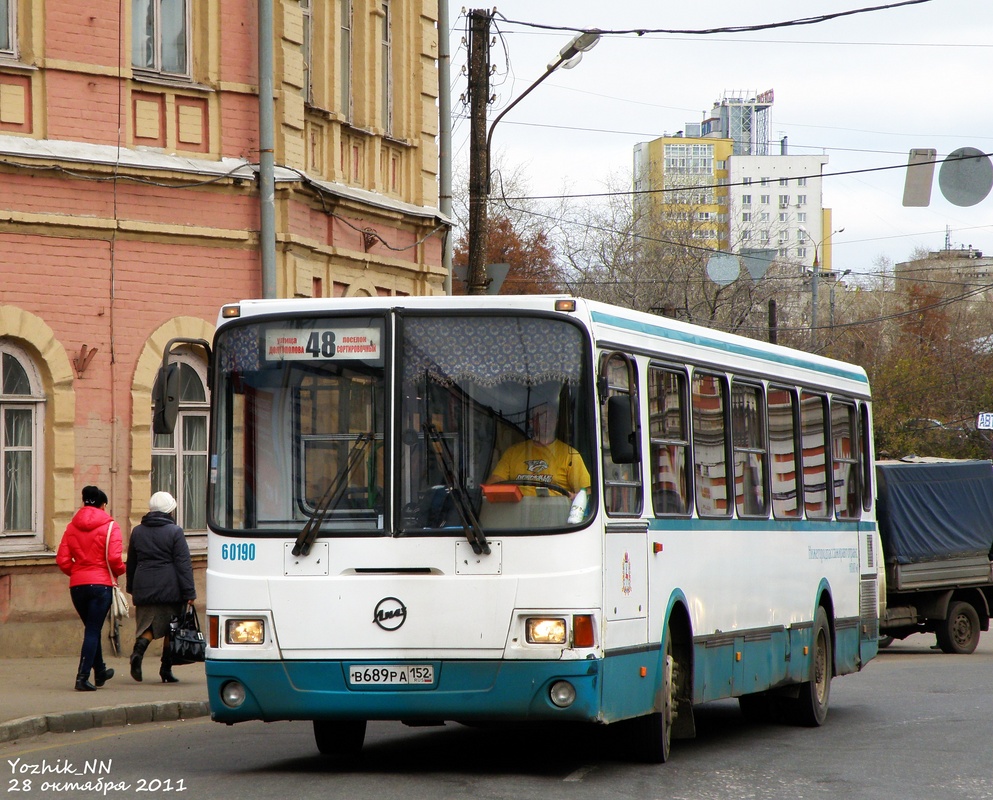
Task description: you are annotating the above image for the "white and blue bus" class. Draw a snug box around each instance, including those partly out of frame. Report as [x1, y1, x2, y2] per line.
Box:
[171, 295, 879, 761]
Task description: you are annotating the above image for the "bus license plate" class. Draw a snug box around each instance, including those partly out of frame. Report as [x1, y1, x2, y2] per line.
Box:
[348, 665, 434, 686]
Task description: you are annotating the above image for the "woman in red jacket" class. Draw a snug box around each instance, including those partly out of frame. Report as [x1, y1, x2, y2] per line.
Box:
[56, 486, 126, 691]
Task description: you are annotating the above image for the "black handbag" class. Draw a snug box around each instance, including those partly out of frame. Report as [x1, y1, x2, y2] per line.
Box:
[168, 605, 206, 665]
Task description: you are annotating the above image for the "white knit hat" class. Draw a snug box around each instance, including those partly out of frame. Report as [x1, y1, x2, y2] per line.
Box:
[149, 491, 178, 514]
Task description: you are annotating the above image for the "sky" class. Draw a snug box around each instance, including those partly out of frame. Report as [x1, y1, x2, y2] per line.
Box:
[446, 0, 993, 277]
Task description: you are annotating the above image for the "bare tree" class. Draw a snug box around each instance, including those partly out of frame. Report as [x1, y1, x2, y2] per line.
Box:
[842, 251, 993, 459]
[451, 154, 566, 294]
[557, 170, 803, 341]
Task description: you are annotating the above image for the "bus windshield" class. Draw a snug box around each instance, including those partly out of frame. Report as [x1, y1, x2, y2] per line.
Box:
[211, 314, 387, 534]
[399, 313, 594, 534]
[210, 310, 595, 536]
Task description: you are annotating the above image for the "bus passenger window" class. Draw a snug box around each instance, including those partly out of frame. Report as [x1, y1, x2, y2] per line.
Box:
[692, 372, 731, 518]
[800, 391, 831, 519]
[731, 382, 768, 518]
[769, 387, 801, 518]
[599, 353, 643, 516]
[860, 402, 873, 512]
[649, 367, 689, 515]
[831, 399, 861, 519]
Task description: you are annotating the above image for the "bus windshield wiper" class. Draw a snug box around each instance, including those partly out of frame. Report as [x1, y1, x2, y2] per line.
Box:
[292, 432, 374, 557]
[423, 423, 490, 556]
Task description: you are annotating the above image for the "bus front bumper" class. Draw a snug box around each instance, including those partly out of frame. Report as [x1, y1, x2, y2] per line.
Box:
[206, 658, 602, 724]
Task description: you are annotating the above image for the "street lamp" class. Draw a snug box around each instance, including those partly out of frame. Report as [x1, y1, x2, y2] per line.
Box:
[465, 28, 601, 294]
[799, 226, 844, 346]
[483, 30, 601, 179]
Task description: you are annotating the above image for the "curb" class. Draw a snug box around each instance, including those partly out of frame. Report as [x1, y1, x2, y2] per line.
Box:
[0, 701, 210, 744]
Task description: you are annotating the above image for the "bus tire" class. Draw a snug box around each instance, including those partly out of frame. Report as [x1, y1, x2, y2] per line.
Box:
[789, 606, 832, 727]
[313, 719, 367, 756]
[627, 636, 676, 763]
[935, 600, 980, 655]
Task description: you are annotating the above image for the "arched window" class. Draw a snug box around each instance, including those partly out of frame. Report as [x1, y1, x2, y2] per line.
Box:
[1, 342, 44, 548]
[151, 355, 208, 540]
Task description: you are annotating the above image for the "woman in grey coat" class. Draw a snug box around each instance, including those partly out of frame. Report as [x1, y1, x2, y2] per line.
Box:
[126, 492, 196, 683]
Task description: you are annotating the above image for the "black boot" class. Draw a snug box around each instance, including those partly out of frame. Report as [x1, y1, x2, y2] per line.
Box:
[94, 666, 115, 687]
[75, 657, 96, 691]
[130, 637, 151, 682]
[159, 647, 179, 683]
[75, 673, 96, 692]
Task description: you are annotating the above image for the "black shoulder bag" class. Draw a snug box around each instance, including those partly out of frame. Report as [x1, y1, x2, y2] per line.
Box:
[168, 605, 206, 665]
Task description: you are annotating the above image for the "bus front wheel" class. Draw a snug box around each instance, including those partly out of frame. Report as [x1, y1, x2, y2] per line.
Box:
[627, 637, 676, 763]
[313, 719, 367, 756]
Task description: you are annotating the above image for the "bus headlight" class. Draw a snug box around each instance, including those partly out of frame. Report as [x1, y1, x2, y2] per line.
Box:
[526, 617, 567, 644]
[226, 619, 265, 644]
[549, 680, 576, 708]
[220, 681, 246, 708]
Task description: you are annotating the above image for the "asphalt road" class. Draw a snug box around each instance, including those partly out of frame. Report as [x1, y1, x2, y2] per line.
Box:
[4, 633, 992, 800]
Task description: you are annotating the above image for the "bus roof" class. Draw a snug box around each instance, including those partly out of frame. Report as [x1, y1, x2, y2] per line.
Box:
[216, 295, 869, 393]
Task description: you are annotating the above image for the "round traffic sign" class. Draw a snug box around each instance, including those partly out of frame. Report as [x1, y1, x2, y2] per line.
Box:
[938, 147, 993, 207]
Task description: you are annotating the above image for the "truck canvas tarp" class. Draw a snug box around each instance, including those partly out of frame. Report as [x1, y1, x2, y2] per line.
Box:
[876, 460, 993, 565]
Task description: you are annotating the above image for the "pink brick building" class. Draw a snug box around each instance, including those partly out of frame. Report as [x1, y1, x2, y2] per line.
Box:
[0, 0, 446, 655]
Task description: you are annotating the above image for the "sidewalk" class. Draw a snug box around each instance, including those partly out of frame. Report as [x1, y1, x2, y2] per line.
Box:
[0, 652, 209, 744]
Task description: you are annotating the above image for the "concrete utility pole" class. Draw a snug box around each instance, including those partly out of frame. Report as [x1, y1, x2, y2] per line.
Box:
[465, 9, 492, 295]
[800, 226, 844, 351]
[464, 16, 599, 297]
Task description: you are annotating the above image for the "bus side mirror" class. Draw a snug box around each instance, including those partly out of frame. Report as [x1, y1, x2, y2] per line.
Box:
[607, 395, 638, 464]
[152, 363, 180, 435]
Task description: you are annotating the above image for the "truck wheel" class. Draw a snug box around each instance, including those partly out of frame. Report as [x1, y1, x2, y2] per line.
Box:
[788, 606, 832, 727]
[313, 719, 366, 756]
[935, 601, 980, 654]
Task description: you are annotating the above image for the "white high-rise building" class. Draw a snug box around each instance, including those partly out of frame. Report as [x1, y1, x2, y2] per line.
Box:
[729, 152, 832, 270]
[635, 91, 840, 273]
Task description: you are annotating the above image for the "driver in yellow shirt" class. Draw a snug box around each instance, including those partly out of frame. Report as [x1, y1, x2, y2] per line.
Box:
[488, 403, 590, 497]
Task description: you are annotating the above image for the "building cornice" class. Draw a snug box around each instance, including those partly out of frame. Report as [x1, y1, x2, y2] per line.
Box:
[0, 135, 450, 226]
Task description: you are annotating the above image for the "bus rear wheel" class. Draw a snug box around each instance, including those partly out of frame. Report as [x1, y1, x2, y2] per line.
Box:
[788, 606, 832, 727]
[313, 719, 367, 756]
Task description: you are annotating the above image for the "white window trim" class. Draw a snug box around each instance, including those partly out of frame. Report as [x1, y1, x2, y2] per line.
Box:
[380, 0, 393, 134]
[301, 0, 313, 104]
[131, 0, 192, 81]
[0, 342, 44, 551]
[340, 0, 352, 119]
[0, 0, 17, 59]
[151, 353, 209, 541]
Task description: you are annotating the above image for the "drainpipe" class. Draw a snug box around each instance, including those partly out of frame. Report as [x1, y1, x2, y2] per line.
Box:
[259, 0, 277, 298]
[438, 0, 453, 294]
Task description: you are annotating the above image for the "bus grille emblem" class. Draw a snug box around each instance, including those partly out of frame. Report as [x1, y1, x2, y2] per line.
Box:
[373, 597, 407, 631]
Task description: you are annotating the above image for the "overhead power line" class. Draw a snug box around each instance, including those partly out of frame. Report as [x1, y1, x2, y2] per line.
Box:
[496, 0, 933, 37]
[498, 150, 993, 203]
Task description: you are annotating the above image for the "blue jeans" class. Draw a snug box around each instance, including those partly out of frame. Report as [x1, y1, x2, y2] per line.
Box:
[69, 584, 112, 679]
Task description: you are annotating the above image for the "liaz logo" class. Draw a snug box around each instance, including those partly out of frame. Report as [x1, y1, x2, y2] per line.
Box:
[372, 597, 407, 631]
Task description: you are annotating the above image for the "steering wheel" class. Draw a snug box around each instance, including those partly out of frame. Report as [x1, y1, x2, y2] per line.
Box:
[492, 479, 572, 497]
